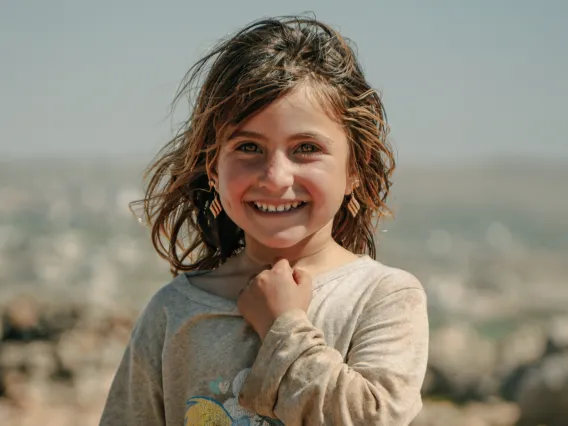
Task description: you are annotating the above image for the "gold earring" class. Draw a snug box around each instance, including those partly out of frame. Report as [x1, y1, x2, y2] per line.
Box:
[209, 181, 222, 218]
[347, 192, 360, 218]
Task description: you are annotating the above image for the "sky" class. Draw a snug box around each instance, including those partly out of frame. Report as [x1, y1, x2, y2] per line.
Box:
[1, 0, 567, 165]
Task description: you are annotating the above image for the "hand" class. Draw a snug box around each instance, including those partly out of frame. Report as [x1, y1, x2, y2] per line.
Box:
[237, 258, 313, 340]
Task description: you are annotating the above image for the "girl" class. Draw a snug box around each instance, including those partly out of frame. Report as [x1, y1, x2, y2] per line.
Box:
[100, 16, 428, 426]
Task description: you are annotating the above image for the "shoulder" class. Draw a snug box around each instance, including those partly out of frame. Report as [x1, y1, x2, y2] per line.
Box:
[358, 256, 423, 291]
[328, 255, 426, 313]
[356, 256, 426, 304]
[354, 258, 429, 341]
[129, 274, 194, 345]
[137, 274, 188, 315]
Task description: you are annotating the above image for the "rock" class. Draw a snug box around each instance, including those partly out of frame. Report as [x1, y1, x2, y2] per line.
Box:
[462, 401, 519, 426]
[497, 323, 547, 374]
[546, 315, 568, 353]
[426, 324, 498, 401]
[56, 329, 102, 372]
[516, 351, 568, 426]
[499, 363, 539, 403]
[1, 297, 81, 342]
[412, 400, 519, 426]
[0, 366, 5, 399]
[0, 297, 135, 422]
[497, 323, 548, 401]
[0, 342, 56, 381]
[1, 298, 45, 341]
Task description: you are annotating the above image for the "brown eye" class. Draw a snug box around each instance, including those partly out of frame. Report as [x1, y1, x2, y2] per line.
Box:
[237, 142, 261, 153]
[296, 143, 320, 154]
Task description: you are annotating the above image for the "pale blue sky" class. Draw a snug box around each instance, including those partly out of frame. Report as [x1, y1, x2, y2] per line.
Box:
[1, 0, 566, 164]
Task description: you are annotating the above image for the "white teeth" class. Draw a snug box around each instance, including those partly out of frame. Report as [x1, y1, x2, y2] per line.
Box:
[253, 201, 304, 213]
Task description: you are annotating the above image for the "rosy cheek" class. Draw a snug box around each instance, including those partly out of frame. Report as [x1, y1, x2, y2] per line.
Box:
[224, 162, 251, 184]
[218, 159, 253, 204]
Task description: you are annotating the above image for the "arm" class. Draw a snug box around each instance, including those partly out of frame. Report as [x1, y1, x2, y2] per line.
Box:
[99, 297, 167, 426]
[238, 282, 429, 426]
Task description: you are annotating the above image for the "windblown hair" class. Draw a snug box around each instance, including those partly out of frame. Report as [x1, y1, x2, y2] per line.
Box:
[135, 15, 395, 275]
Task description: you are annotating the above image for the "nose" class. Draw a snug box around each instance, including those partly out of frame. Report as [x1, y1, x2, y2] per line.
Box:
[258, 151, 294, 191]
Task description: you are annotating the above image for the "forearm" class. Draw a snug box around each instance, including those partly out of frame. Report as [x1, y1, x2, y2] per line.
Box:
[239, 293, 428, 426]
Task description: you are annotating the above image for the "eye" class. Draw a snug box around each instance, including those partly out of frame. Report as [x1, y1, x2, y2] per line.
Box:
[236, 142, 261, 153]
[296, 143, 321, 155]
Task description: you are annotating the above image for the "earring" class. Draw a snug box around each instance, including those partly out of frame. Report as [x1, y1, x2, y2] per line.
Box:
[209, 180, 222, 218]
[347, 192, 360, 218]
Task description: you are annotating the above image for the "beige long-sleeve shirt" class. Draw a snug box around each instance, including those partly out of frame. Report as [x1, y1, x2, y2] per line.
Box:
[99, 255, 429, 426]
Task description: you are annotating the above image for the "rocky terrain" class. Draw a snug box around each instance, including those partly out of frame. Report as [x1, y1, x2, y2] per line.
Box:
[1, 296, 567, 425]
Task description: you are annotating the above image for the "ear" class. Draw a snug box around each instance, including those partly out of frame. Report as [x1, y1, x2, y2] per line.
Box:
[208, 165, 219, 189]
[345, 176, 360, 196]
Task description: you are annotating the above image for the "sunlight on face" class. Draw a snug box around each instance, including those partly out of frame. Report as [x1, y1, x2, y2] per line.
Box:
[215, 86, 353, 249]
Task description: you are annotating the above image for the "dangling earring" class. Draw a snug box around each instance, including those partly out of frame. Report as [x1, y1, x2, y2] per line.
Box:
[209, 180, 222, 218]
[347, 192, 360, 218]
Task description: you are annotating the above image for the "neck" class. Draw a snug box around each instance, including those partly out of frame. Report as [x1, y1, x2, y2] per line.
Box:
[241, 222, 343, 271]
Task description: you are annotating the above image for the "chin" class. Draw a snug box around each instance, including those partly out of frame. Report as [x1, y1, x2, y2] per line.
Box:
[251, 231, 310, 250]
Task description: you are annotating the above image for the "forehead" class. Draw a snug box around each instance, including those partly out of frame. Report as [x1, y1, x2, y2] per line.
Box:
[229, 86, 345, 139]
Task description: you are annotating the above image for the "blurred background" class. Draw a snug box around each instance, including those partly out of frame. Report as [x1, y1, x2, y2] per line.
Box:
[1, 1, 567, 425]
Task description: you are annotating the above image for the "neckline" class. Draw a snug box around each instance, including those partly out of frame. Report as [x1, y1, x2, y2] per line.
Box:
[179, 254, 373, 312]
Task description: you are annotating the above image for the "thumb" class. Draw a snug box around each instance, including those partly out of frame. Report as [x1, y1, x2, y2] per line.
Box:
[293, 268, 312, 288]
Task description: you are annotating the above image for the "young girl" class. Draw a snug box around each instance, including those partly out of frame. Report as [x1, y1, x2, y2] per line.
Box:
[100, 16, 428, 426]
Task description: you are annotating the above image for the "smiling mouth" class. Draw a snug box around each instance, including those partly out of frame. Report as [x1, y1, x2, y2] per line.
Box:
[250, 201, 307, 213]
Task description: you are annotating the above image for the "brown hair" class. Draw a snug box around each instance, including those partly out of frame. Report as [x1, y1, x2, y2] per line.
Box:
[135, 15, 395, 275]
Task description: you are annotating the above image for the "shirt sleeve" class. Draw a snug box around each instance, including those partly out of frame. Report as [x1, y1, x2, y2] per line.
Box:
[99, 295, 167, 426]
[238, 275, 429, 426]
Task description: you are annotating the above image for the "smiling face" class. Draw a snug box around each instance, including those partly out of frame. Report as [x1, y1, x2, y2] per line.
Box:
[214, 85, 355, 250]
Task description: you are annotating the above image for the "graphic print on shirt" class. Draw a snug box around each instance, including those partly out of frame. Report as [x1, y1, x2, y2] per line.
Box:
[184, 368, 284, 426]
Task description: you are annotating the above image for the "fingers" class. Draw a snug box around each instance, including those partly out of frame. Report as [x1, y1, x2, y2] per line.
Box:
[293, 267, 312, 288]
[271, 258, 292, 273]
[241, 259, 297, 298]
[240, 264, 278, 297]
[271, 257, 289, 268]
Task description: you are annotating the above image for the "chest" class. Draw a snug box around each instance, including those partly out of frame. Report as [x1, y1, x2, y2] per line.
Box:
[159, 286, 364, 424]
[162, 313, 275, 424]
[163, 287, 362, 388]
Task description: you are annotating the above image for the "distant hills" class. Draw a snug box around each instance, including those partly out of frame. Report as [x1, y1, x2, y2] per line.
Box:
[2, 156, 567, 253]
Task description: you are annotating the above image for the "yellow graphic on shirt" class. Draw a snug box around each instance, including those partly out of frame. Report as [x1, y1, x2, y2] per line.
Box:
[184, 368, 284, 426]
[184, 397, 232, 425]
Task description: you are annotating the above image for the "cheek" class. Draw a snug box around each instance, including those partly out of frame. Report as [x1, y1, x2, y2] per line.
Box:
[302, 165, 348, 208]
[217, 159, 250, 206]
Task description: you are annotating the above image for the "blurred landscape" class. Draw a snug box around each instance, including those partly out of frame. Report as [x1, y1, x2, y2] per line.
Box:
[1, 156, 567, 426]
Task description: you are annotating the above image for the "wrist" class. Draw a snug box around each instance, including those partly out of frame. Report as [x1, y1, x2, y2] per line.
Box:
[258, 309, 307, 340]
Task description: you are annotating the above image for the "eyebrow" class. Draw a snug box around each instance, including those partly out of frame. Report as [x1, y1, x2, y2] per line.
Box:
[227, 129, 268, 141]
[227, 129, 334, 146]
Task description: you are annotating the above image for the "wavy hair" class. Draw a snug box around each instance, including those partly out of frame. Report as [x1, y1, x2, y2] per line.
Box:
[135, 16, 395, 275]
